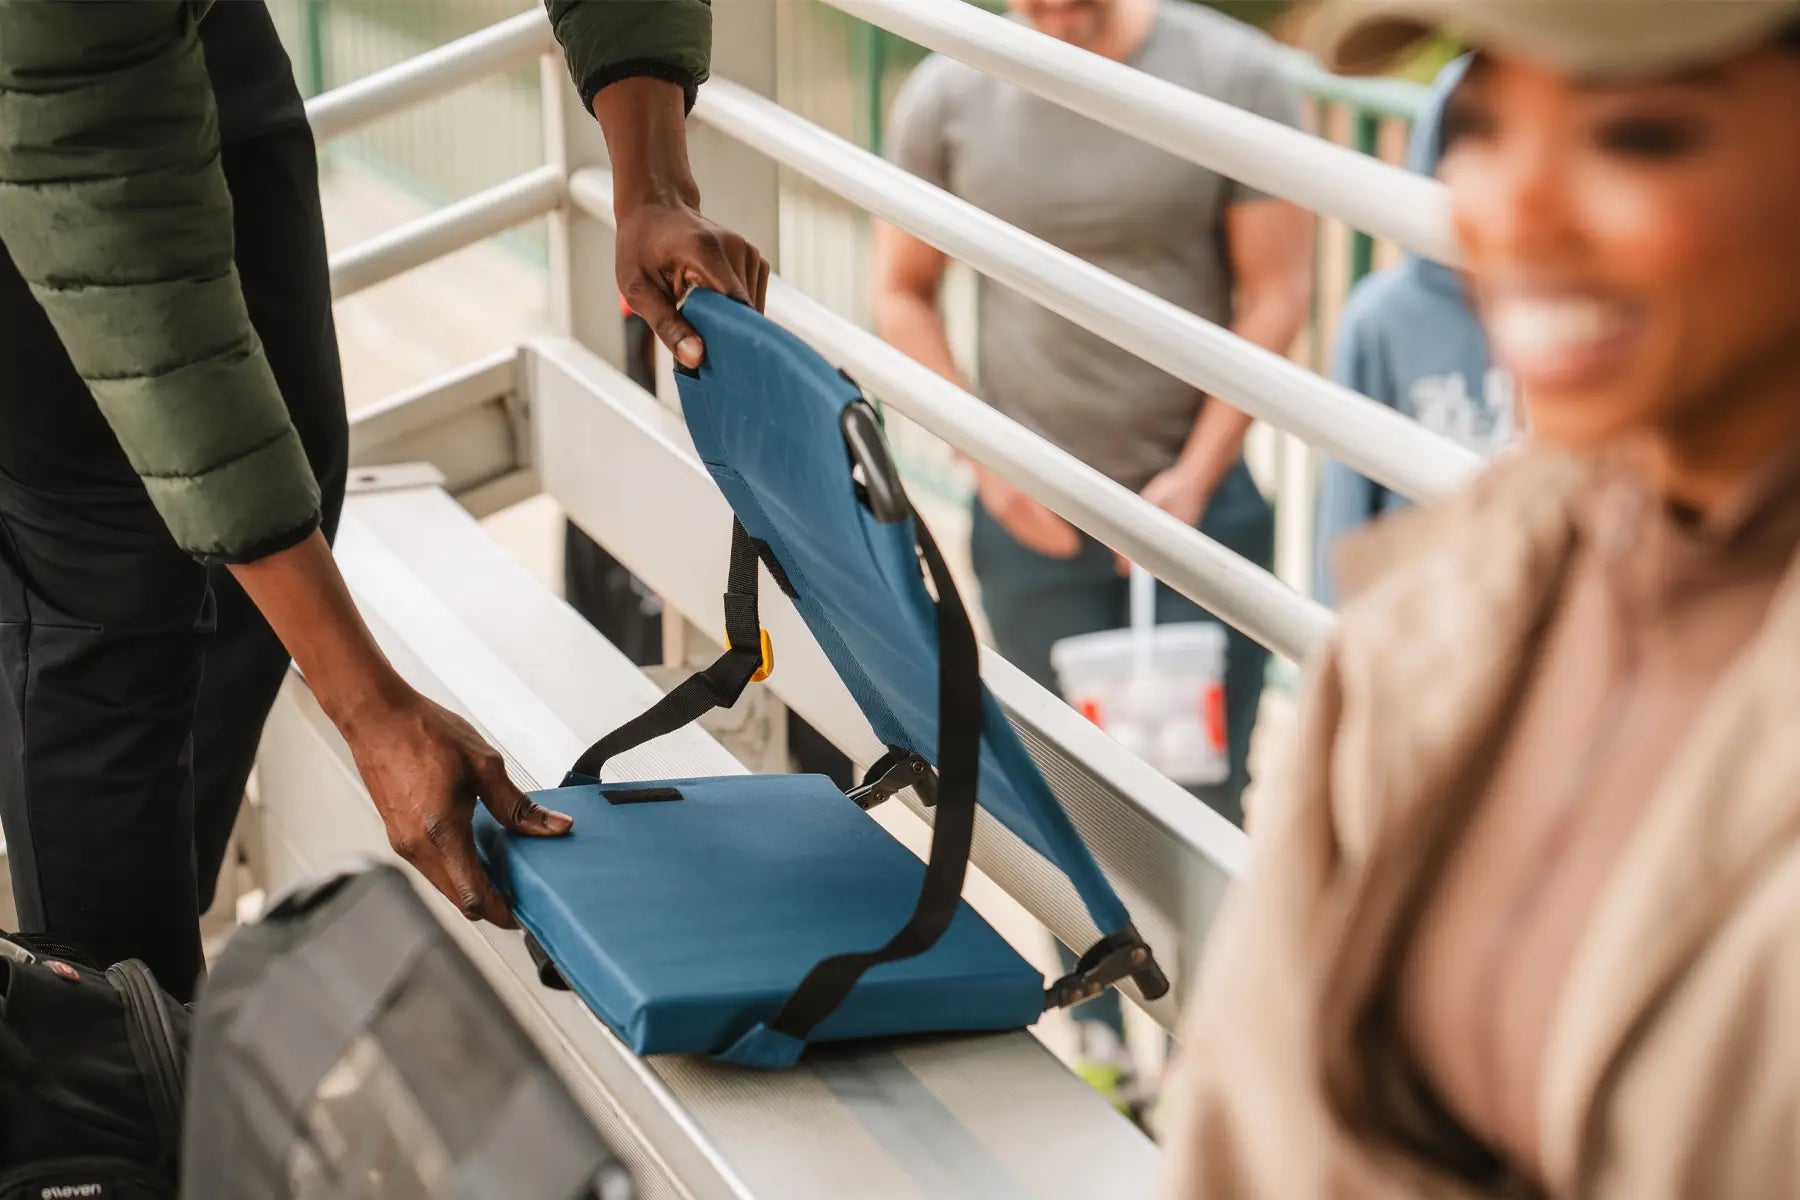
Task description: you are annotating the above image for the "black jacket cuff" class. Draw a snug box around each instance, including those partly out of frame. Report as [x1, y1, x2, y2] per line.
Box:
[197, 511, 322, 566]
[578, 60, 700, 117]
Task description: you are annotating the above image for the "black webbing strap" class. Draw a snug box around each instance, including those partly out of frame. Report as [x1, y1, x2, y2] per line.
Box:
[763, 520, 983, 1043]
[569, 520, 765, 781]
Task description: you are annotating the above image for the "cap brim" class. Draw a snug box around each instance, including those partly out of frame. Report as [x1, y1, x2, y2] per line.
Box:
[1314, 0, 1800, 78]
[1312, 0, 1457, 76]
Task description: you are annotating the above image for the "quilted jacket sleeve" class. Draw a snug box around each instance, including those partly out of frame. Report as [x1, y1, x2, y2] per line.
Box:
[0, 0, 321, 562]
[546, 0, 713, 115]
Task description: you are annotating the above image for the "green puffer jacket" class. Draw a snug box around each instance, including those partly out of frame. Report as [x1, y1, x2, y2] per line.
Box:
[0, 0, 710, 562]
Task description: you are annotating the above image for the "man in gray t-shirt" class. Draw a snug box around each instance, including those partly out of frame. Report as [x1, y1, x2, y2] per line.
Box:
[875, 0, 1311, 815]
[876, 0, 1312, 1113]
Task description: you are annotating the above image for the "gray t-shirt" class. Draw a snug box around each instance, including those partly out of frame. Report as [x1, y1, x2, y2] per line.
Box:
[887, 3, 1301, 491]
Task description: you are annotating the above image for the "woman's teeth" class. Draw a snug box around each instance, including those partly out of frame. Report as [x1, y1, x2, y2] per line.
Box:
[1488, 296, 1635, 373]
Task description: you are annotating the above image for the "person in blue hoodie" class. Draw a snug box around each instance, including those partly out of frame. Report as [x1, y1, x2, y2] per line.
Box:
[1314, 56, 1518, 607]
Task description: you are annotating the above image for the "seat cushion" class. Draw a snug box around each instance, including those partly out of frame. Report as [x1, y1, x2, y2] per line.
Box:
[475, 774, 1045, 1057]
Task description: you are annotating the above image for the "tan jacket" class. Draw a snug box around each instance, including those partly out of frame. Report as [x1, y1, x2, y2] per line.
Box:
[1164, 450, 1800, 1199]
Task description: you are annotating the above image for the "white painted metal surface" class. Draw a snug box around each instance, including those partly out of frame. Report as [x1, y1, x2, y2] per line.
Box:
[328, 166, 565, 299]
[259, 482, 1163, 1199]
[302, 9, 556, 145]
[347, 349, 535, 516]
[691, 79, 1479, 507]
[824, 0, 1458, 264]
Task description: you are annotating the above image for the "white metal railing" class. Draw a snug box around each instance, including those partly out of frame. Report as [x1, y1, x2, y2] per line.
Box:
[305, 10, 566, 302]
[307, 8, 1479, 666]
[825, 0, 1458, 266]
[1275, 46, 1432, 121]
[328, 165, 565, 299]
[692, 79, 1480, 508]
[304, 10, 555, 144]
[568, 170, 1331, 663]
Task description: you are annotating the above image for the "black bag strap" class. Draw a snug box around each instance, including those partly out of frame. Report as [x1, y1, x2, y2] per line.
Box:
[569, 520, 766, 781]
[764, 519, 982, 1042]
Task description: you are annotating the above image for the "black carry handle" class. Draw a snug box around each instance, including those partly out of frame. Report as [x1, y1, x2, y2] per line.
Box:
[841, 400, 911, 525]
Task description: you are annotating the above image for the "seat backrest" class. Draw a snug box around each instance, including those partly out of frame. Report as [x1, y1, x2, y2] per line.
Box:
[676, 290, 1132, 939]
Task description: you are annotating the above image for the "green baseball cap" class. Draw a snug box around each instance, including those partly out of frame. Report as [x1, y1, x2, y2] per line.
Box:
[1315, 0, 1800, 77]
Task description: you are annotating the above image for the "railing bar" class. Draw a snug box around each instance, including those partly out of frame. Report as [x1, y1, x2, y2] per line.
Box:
[689, 80, 1480, 507]
[304, 9, 556, 146]
[1276, 47, 1431, 122]
[349, 348, 521, 443]
[569, 168, 1332, 664]
[330, 167, 565, 300]
[820, 0, 1458, 266]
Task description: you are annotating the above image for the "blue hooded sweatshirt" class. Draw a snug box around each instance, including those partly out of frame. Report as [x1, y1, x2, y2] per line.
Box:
[1313, 57, 1518, 607]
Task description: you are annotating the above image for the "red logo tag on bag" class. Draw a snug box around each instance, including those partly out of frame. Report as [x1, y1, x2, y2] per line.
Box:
[44, 960, 80, 983]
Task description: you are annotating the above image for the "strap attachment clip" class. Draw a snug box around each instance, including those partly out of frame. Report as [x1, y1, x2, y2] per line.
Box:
[1044, 926, 1169, 1009]
[847, 748, 938, 811]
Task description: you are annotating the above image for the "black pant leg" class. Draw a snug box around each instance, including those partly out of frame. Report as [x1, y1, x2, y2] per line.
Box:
[191, 124, 348, 911]
[0, 472, 214, 997]
[0, 120, 345, 995]
[0, 151, 215, 987]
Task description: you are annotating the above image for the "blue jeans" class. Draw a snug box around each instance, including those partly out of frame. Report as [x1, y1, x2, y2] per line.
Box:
[971, 458, 1273, 1033]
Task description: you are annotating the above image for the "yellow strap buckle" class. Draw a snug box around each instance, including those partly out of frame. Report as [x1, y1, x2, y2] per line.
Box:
[729, 627, 774, 683]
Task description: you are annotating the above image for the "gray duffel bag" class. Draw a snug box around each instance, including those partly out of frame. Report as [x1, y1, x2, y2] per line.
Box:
[183, 862, 631, 1200]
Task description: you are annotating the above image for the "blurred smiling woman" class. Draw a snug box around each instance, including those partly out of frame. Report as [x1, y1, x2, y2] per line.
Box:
[1164, 2, 1800, 1197]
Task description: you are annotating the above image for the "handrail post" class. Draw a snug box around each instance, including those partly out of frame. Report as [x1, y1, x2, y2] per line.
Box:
[690, 1, 782, 281]
[542, 51, 626, 368]
[301, 0, 329, 98]
[1348, 109, 1383, 285]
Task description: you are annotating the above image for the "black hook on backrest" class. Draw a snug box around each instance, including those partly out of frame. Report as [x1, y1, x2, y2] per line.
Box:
[840, 398, 911, 525]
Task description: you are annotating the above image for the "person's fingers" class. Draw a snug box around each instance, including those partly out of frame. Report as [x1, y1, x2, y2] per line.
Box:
[388, 824, 476, 926]
[626, 275, 705, 370]
[424, 809, 518, 930]
[1002, 503, 1047, 553]
[754, 255, 771, 313]
[476, 753, 573, 838]
[679, 231, 754, 307]
[1017, 496, 1080, 559]
[725, 241, 753, 298]
[1019, 507, 1080, 560]
[736, 242, 766, 311]
[736, 238, 764, 306]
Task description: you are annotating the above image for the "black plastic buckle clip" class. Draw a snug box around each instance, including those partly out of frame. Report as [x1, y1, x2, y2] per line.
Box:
[847, 747, 939, 811]
[1044, 926, 1170, 1009]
